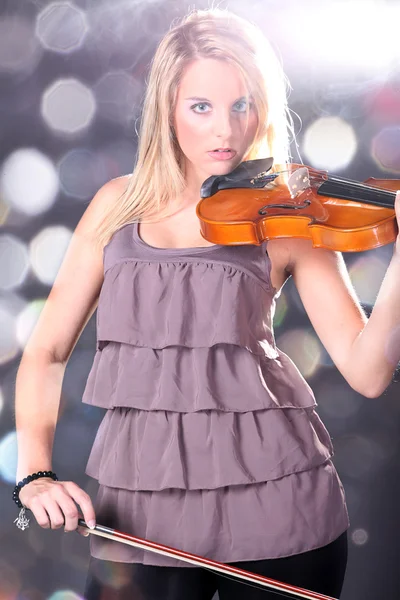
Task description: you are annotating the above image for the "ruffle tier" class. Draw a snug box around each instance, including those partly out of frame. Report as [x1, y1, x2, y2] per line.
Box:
[85, 405, 333, 491]
[82, 342, 316, 411]
[89, 461, 349, 566]
[96, 259, 278, 358]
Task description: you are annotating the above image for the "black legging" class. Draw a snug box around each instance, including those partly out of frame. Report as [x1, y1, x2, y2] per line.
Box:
[83, 530, 348, 600]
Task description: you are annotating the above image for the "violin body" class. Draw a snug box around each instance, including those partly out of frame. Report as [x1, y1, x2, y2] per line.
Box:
[196, 160, 399, 253]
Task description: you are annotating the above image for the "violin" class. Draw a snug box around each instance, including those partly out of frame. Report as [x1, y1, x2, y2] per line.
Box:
[196, 157, 399, 252]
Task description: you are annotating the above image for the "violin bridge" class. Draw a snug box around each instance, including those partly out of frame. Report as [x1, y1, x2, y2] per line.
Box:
[288, 167, 310, 199]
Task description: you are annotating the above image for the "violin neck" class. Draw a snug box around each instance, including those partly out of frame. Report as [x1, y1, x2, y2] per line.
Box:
[318, 177, 395, 209]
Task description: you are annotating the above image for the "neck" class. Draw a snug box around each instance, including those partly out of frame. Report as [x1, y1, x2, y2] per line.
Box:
[182, 161, 210, 204]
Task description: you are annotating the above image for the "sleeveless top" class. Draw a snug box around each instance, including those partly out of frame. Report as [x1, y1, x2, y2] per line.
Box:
[81, 221, 349, 566]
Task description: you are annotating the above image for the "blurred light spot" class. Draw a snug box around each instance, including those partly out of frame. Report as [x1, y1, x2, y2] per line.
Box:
[0, 431, 18, 484]
[30, 226, 72, 286]
[0, 149, 59, 216]
[303, 117, 357, 170]
[48, 591, 83, 600]
[273, 291, 288, 328]
[351, 528, 369, 546]
[36, 2, 88, 54]
[0, 235, 30, 290]
[95, 71, 143, 126]
[371, 126, 400, 174]
[276, 329, 322, 378]
[349, 253, 387, 306]
[0, 16, 42, 74]
[16, 299, 46, 349]
[0, 387, 4, 417]
[41, 78, 96, 136]
[0, 559, 21, 597]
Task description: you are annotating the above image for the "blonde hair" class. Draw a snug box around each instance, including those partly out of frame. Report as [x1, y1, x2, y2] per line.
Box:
[96, 7, 294, 248]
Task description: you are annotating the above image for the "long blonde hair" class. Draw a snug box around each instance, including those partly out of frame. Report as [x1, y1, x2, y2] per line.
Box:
[96, 7, 294, 248]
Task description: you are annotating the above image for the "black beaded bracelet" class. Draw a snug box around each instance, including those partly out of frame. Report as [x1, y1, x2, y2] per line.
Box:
[13, 470, 59, 509]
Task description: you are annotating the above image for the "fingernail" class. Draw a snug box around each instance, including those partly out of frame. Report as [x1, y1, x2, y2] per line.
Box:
[87, 520, 96, 529]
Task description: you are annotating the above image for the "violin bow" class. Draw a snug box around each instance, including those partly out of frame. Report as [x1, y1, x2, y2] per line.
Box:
[77, 519, 338, 600]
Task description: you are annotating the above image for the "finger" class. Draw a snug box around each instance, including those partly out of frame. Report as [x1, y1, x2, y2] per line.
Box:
[62, 481, 96, 530]
[42, 496, 66, 530]
[76, 525, 90, 537]
[29, 496, 52, 529]
[54, 493, 81, 533]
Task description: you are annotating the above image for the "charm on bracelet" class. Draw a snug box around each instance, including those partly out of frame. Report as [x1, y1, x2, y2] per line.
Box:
[14, 507, 30, 530]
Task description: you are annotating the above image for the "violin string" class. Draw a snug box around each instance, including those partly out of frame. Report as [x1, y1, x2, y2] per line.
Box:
[313, 174, 395, 200]
[274, 168, 395, 201]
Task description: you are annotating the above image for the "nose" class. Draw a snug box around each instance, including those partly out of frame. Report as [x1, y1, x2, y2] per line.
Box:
[213, 109, 233, 140]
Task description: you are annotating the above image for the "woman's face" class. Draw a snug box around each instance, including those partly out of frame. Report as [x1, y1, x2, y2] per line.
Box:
[173, 58, 259, 188]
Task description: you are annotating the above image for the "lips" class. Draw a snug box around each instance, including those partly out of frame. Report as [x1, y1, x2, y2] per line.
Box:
[207, 149, 237, 161]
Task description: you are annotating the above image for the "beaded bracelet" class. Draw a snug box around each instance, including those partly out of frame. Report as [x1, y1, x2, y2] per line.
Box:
[13, 470, 59, 530]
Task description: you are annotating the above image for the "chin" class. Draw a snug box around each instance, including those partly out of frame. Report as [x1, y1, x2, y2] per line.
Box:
[185, 155, 243, 185]
[208, 157, 243, 175]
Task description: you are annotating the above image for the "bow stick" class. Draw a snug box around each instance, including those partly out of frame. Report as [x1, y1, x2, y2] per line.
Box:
[77, 519, 338, 600]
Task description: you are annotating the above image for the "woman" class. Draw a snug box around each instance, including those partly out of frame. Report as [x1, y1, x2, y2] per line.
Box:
[14, 8, 400, 600]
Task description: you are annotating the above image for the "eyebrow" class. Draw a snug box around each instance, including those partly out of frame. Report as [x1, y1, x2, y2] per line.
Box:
[185, 96, 251, 102]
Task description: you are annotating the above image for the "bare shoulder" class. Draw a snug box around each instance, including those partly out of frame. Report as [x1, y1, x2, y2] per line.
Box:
[77, 174, 131, 241]
[283, 236, 345, 275]
[266, 235, 345, 292]
[268, 236, 338, 270]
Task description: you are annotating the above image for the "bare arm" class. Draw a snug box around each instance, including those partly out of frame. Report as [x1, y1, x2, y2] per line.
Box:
[15, 175, 130, 482]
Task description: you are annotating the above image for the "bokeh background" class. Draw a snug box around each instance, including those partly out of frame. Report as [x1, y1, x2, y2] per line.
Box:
[0, 0, 400, 598]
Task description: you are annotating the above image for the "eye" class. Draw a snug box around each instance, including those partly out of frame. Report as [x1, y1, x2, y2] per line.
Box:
[191, 102, 211, 113]
[233, 99, 253, 112]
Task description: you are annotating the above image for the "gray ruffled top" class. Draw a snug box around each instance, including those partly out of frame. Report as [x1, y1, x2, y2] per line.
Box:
[81, 221, 349, 566]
